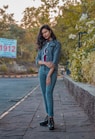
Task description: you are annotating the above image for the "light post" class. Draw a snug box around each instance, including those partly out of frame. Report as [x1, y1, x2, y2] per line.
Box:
[78, 31, 87, 48]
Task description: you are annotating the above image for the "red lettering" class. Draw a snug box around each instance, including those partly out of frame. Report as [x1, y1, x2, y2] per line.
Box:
[11, 46, 16, 52]
[7, 45, 11, 51]
[4, 46, 7, 51]
[0, 45, 16, 53]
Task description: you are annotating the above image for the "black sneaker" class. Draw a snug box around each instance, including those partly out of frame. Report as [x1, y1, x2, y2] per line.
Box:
[40, 115, 48, 126]
[48, 117, 54, 130]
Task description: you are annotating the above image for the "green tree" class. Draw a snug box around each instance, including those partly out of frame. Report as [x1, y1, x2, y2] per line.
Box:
[0, 5, 15, 36]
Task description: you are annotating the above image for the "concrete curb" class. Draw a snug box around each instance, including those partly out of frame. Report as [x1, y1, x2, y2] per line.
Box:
[0, 74, 38, 78]
[63, 75, 95, 124]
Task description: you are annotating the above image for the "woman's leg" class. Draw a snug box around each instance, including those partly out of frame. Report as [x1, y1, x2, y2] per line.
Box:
[46, 71, 57, 130]
[39, 70, 49, 126]
[39, 71, 48, 114]
[46, 71, 57, 117]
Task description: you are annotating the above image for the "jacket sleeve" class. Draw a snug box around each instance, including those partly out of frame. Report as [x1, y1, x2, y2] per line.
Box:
[52, 41, 61, 67]
[35, 50, 41, 65]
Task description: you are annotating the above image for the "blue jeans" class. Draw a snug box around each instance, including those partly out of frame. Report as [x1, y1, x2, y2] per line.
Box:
[39, 66, 57, 117]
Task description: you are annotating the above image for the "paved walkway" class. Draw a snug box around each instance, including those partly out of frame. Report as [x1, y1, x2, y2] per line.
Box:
[0, 78, 95, 139]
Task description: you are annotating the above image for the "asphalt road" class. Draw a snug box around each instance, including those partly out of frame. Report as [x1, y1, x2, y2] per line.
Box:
[0, 77, 39, 115]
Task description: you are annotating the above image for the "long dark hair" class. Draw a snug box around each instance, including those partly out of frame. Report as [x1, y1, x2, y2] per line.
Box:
[36, 24, 56, 49]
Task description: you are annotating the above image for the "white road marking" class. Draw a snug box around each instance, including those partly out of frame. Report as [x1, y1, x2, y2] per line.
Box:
[0, 85, 39, 120]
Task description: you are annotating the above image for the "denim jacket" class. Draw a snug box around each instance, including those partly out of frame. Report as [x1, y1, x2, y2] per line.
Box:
[36, 40, 61, 71]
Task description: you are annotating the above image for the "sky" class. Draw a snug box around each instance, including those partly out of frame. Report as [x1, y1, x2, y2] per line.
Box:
[0, 0, 80, 23]
[0, 0, 42, 23]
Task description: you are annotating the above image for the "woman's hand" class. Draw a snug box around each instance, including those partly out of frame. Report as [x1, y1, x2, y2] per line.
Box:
[38, 61, 55, 69]
[46, 76, 51, 85]
[45, 62, 54, 68]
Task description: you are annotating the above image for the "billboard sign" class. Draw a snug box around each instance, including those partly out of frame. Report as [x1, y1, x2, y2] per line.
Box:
[0, 38, 17, 58]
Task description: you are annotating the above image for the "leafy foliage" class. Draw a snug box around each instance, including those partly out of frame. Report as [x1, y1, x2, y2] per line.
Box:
[69, 17, 95, 84]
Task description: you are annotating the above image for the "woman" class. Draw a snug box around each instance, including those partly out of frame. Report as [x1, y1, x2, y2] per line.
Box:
[36, 24, 61, 130]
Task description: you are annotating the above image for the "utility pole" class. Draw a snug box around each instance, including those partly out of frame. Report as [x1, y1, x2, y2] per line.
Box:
[78, 31, 87, 48]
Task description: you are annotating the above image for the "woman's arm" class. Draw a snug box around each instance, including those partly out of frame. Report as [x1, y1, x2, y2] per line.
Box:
[47, 67, 55, 77]
[38, 60, 54, 69]
[46, 41, 61, 85]
[38, 60, 45, 65]
[37, 60, 55, 85]
[52, 41, 61, 68]
[46, 67, 55, 85]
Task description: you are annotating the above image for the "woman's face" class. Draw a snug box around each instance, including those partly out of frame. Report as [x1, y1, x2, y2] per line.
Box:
[41, 28, 51, 41]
